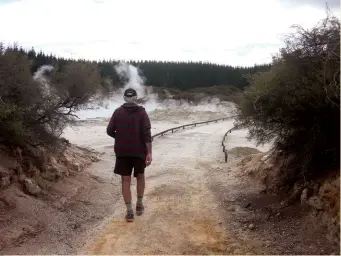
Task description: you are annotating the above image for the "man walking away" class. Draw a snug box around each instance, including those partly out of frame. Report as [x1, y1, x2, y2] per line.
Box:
[106, 88, 152, 222]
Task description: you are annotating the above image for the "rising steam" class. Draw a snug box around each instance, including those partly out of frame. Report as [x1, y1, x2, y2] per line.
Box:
[73, 61, 234, 119]
[33, 65, 54, 97]
[114, 62, 147, 98]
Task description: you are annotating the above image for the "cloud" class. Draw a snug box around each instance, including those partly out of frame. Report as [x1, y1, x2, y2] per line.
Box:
[278, 0, 340, 9]
[0, 0, 335, 66]
[0, 0, 20, 4]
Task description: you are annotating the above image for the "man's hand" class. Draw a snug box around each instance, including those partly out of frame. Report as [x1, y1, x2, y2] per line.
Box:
[146, 153, 152, 166]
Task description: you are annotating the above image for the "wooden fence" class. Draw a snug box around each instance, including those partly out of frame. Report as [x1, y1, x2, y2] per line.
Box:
[151, 116, 240, 163]
[151, 116, 233, 140]
[221, 125, 240, 162]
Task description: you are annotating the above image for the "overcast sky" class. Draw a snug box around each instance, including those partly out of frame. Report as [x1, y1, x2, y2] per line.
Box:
[0, 0, 339, 66]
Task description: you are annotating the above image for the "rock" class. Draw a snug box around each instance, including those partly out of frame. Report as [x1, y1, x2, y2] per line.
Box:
[0, 170, 11, 189]
[18, 174, 26, 182]
[307, 196, 323, 210]
[260, 154, 269, 161]
[23, 178, 41, 196]
[41, 171, 56, 181]
[228, 206, 236, 212]
[248, 223, 255, 230]
[245, 203, 252, 208]
[300, 188, 308, 204]
[53, 197, 67, 209]
[90, 155, 100, 162]
[233, 248, 244, 254]
[292, 182, 304, 198]
[0, 175, 10, 188]
[42, 166, 63, 181]
[69, 162, 82, 172]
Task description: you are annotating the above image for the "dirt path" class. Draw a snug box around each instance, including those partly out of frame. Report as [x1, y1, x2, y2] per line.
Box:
[1, 117, 335, 254]
[81, 121, 245, 255]
[79, 119, 337, 255]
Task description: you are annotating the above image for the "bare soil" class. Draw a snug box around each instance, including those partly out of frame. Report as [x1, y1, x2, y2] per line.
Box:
[0, 111, 338, 254]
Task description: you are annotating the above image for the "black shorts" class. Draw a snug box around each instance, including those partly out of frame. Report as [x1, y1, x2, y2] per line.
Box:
[114, 157, 146, 177]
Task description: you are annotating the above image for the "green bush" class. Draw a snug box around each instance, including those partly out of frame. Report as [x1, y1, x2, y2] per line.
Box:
[0, 46, 106, 148]
[235, 15, 340, 187]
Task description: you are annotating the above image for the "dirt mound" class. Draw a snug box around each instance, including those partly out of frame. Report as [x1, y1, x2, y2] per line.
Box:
[236, 152, 340, 251]
[0, 144, 104, 253]
[228, 147, 261, 158]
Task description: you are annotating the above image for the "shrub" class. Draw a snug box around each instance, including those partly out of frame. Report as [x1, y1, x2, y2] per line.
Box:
[235, 14, 340, 187]
[0, 46, 105, 148]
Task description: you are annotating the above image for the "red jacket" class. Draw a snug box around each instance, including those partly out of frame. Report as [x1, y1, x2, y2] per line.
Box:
[107, 103, 151, 160]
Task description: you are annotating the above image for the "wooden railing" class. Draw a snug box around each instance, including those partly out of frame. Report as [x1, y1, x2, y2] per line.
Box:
[151, 116, 234, 140]
[221, 125, 240, 162]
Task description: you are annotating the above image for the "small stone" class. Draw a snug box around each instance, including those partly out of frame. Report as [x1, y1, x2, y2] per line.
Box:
[23, 178, 41, 196]
[233, 248, 244, 254]
[248, 223, 255, 230]
[265, 240, 271, 247]
[307, 196, 323, 210]
[300, 188, 308, 204]
[245, 203, 252, 208]
[228, 206, 236, 211]
[0, 175, 11, 189]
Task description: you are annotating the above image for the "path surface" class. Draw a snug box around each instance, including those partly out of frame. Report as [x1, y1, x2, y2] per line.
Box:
[81, 121, 239, 254]
[1, 110, 335, 254]
[70, 117, 335, 255]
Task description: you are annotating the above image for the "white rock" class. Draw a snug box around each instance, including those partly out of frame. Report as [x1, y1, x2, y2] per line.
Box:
[24, 178, 41, 196]
[248, 223, 255, 230]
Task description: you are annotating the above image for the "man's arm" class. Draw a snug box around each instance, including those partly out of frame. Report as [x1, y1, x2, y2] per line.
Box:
[106, 111, 116, 139]
[142, 110, 152, 153]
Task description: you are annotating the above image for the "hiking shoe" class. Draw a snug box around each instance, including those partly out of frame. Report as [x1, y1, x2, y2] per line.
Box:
[136, 204, 145, 216]
[125, 210, 134, 222]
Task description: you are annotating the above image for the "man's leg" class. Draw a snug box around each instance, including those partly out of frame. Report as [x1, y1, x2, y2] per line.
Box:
[114, 157, 134, 222]
[136, 173, 145, 212]
[134, 158, 146, 216]
[122, 175, 134, 222]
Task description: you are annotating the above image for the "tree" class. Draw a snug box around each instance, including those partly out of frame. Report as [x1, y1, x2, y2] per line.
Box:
[0, 47, 104, 147]
[235, 14, 340, 188]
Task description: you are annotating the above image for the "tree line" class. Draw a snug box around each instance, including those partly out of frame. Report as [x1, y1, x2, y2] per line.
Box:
[13, 46, 271, 90]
